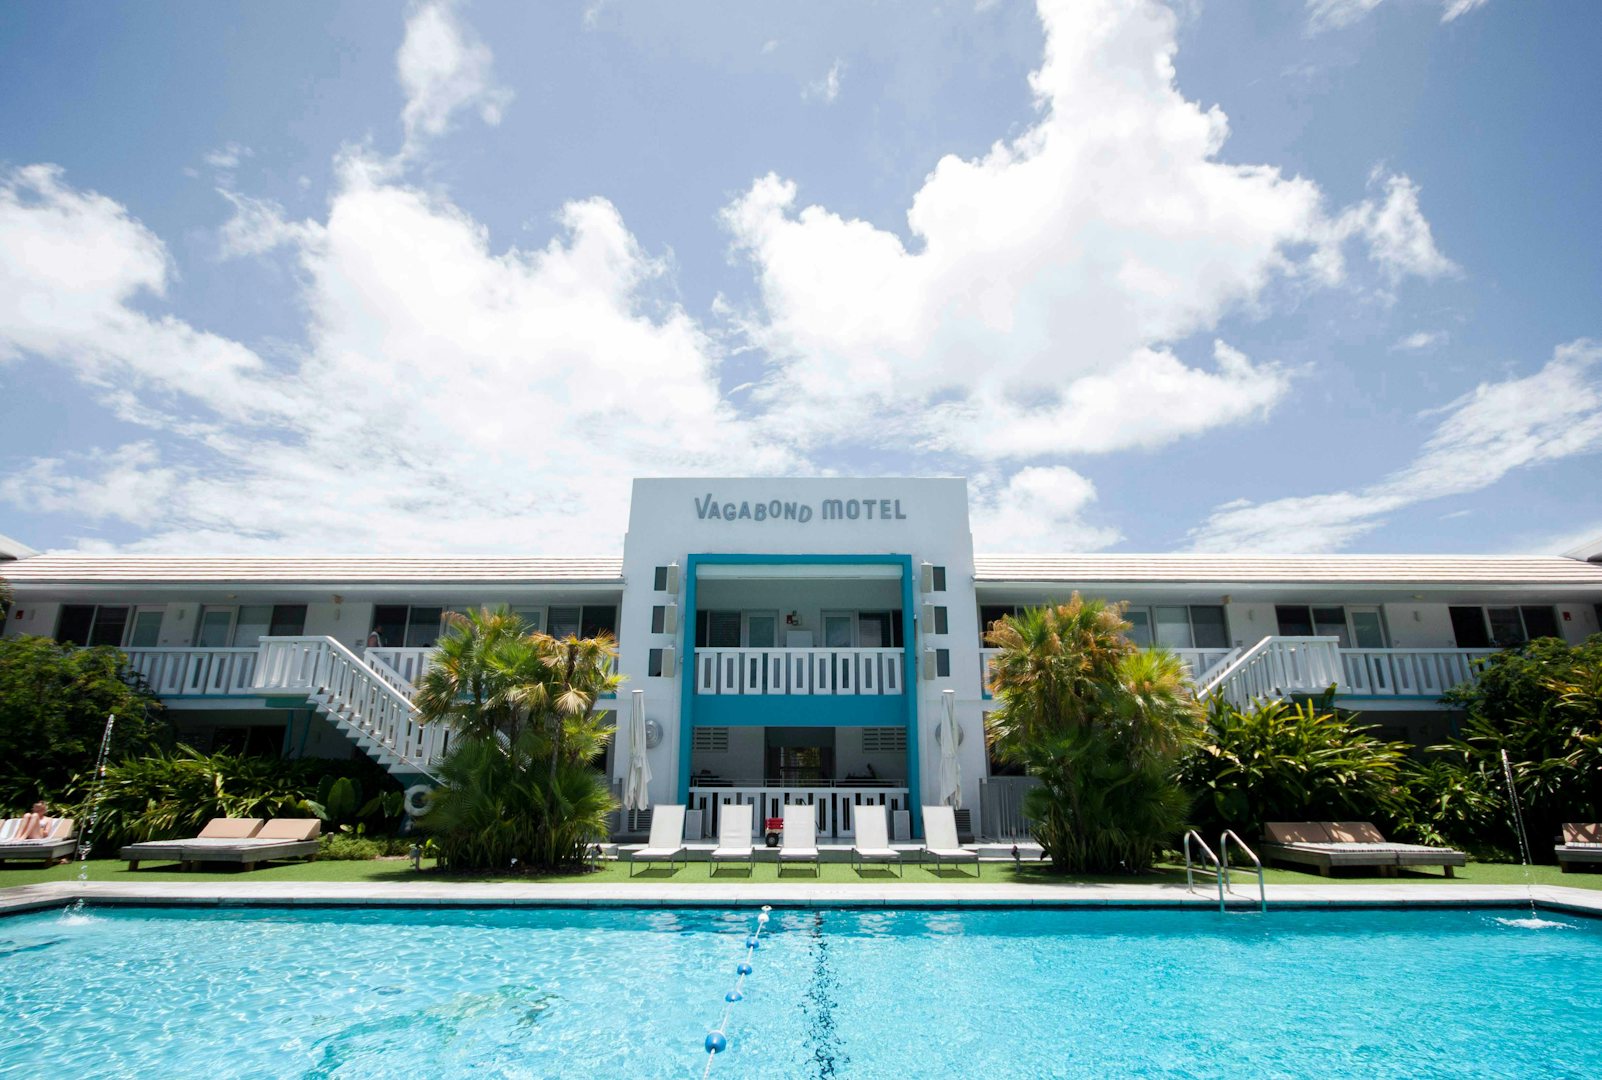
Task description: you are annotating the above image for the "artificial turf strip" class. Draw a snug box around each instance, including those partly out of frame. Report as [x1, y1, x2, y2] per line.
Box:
[1, 857, 1597, 890]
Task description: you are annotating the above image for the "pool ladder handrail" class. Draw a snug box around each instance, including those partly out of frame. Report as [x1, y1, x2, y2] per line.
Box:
[1219, 829, 1267, 913]
[1182, 830, 1221, 897]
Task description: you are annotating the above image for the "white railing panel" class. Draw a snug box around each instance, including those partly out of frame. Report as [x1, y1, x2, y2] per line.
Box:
[687, 784, 910, 839]
[1340, 648, 1495, 697]
[692, 648, 903, 696]
[123, 648, 259, 698]
[364, 646, 434, 686]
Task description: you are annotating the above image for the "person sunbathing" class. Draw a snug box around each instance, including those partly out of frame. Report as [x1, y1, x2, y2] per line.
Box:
[17, 801, 54, 840]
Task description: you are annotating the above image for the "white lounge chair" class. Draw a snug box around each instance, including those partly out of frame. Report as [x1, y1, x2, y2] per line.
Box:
[709, 803, 755, 875]
[121, 818, 264, 870]
[628, 804, 686, 875]
[779, 803, 820, 876]
[850, 804, 902, 876]
[0, 817, 77, 867]
[922, 805, 980, 876]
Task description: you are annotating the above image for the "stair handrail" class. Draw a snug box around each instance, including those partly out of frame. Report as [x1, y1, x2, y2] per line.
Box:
[362, 650, 418, 699]
[1182, 829, 1222, 894]
[1219, 829, 1267, 913]
[1189, 646, 1242, 691]
[1195, 636, 1275, 701]
[254, 636, 440, 780]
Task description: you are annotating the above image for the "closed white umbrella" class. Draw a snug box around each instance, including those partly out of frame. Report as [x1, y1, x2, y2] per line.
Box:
[624, 689, 652, 812]
[937, 688, 962, 808]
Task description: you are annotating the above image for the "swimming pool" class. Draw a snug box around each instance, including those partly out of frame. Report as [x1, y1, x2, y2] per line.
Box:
[1, 904, 1597, 1077]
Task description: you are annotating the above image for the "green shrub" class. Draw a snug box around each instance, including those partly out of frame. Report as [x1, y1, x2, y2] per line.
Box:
[1177, 697, 1417, 842]
[1429, 635, 1602, 858]
[318, 834, 385, 860]
[69, 746, 403, 853]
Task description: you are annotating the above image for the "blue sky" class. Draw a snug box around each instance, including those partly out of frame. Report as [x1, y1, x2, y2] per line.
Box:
[1, 0, 1599, 556]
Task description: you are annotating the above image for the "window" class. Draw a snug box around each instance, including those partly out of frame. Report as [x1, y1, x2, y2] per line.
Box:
[371, 605, 444, 648]
[1274, 606, 1351, 646]
[194, 606, 234, 647]
[1124, 605, 1228, 649]
[692, 727, 729, 752]
[229, 604, 307, 646]
[931, 566, 947, 592]
[1450, 605, 1560, 648]
[57, 605, 131, 647]
[978, 604, 1019, 643]
[651, 605, 667, 634]
[653, 565, 669, 591]
[510, 606, 544, 633]
[695, 610, 742, 648]
[935, 648, 951, 678]
[648, 648, 665, 677]
[581, 605, 617, 640]
[931, 606, 949, 635]
[128, 609, 164, 647]
[862, 727, 906, 753]
[547, 606, 581, 639]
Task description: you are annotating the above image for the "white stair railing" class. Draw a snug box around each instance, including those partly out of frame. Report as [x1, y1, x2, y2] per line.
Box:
[255, 637, 441, 781]
[1196, 636, 1343, 708]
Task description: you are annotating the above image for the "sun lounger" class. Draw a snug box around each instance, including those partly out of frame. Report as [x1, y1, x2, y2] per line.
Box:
[121, 818, 264, 869]
[709, 803, 755, 875]
[779, 803, 820, 876]
[179, 819, 322, 871]
[921, 805, 980, 876]
[628, 804, 686, 875]
[1556, 823, 1602, 872]
[850, 804, 902, 876]
[1261, 821, 1465, 877]
[0, 817, 77, 866]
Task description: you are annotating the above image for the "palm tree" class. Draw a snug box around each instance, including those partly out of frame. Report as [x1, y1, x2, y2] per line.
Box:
[415, 607, 621, 871]
[412, 605, 528, 742]
[985, 595, 1202, 873]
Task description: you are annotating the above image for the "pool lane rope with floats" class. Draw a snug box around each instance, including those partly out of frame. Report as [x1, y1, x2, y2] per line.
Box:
[701, 905, 772, 1077]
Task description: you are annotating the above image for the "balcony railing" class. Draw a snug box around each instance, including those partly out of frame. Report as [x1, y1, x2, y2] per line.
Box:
[694, 647, 904, 696]
[979, 646, 1236, 697]
[123, 647, 259, 697]
[687, 782, 910, 839]
[1338, 647, 1497, 698]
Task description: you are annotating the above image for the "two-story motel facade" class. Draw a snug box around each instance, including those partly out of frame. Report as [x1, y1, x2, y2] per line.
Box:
[4, 478, 1601, 841]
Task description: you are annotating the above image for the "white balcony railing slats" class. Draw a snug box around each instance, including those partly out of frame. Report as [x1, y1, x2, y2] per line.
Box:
[1339, 647, 1497, 698]
[123, 647, 259, 698]
[694, 647, 904, 696]
[687, 783, 910, 839]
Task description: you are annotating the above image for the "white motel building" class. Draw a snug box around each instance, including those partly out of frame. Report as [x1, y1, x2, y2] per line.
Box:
[4, 477, 1601, 841]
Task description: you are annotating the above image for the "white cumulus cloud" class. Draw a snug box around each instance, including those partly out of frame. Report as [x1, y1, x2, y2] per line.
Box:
[971, 466, 1121, 552]
[723, 0, 1449, 464]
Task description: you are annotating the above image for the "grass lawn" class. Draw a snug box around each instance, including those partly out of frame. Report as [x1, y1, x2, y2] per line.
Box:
[2, 856, 1597, 891]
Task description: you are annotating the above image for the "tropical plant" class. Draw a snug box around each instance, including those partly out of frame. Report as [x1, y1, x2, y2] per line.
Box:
[1428, 635, 1602, 857]
[70, 747, 402, 852]
[415, 606, 621, 871]
[0, 635, 172, 809]
[985, 596, 1203, 873]
[1177, 697, 1417, 842]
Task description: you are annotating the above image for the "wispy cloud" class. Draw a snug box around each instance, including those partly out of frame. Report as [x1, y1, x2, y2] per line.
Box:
[1392, 329, 1448, 351]
[396, 0, 513, 155]
[803, 59, 843, 104]
[1307, 0, 1489, 31]
[1188, 340, 1602, 551]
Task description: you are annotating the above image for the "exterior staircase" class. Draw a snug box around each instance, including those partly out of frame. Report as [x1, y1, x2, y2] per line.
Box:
[1193, 636, 1344, 708]
[253, 636, 444, 784]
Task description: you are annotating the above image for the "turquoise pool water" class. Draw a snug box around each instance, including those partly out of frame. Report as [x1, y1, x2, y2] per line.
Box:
[1, 904, 1598, 1078]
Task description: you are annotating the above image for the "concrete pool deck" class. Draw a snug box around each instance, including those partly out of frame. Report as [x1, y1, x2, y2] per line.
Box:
[4, 879, 1601, 918]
